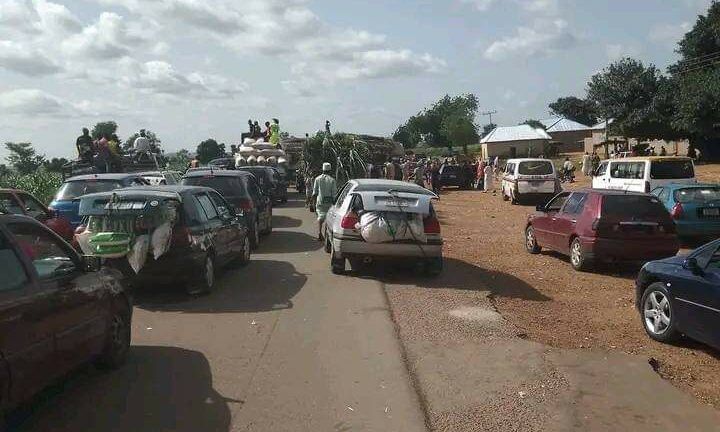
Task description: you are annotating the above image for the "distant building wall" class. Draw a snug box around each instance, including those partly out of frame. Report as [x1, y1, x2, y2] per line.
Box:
[482, 140, 550, 159]
[548, 130, 591, 153]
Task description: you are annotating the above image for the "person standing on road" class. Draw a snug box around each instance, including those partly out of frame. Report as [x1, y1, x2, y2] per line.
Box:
[483, 162, 495, 194]
[413, 162, 426, 188]
[581, 152, 592, 176]
[313, 162, 337, 241]
[476, 158, 486, 190]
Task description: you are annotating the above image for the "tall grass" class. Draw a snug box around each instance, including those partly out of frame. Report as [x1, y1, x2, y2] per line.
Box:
[0, 171, 63, 204]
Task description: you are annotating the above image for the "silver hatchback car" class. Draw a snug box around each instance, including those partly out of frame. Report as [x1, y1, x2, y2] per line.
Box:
[324, 179, 443, 275]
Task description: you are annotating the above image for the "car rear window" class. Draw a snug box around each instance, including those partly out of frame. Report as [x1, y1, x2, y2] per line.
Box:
[181, 176, 247, 197]
[55, 180, 124, 201]
[601, 195, 668, 219]
[441, 166, 460, 174]
[518, 161, 553, 175]
[650, 160, 694, 179]
[674, 187, 720, 203]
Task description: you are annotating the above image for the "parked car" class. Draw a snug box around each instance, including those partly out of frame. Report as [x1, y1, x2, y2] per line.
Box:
[651, 183, 720, 241]
[324, 179, 443, 275]
[437, 164, 466, 189]
[77, 186, 250, 294]
[181, 169, 272, 249]
[525, 189, 679, 271]
[138, 170, 183, 186]
[0, 214, 132, 419]
[501, 158, 560, 204]
[592, 156, 696, 193]
[208, 158, 237, 170]
[236, 166, 288, 203]
[635, 239, 720, 350]
[0, 188, 73, 241]
[49, 173, 150, 228]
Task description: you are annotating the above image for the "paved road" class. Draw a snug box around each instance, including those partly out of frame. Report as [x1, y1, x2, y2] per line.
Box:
[15, 193, 426, 432]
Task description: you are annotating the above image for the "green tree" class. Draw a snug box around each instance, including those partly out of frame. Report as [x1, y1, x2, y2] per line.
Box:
[43, 157, 70, 173]
[393, 94, 479, 148]
[196, 139, 226, 164]
[4, 142, 45, 175]
[521, 119, 546, 130]
[91, 121, 119, 140]
[669, 1, 720, 158]
[124, 130, 161, 151]
[548, 97, 598, 126]
[481, 123, 497, 137]
[167, 149, 191, 171]
[441, 115, 478, 154]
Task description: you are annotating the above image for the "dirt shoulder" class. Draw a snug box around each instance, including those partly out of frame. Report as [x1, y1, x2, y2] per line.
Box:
[434, 163, 720, 407]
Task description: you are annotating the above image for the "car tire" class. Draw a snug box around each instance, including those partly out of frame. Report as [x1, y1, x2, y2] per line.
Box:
[425, 257, 443, 277]
[187, 254, 215, 295]
[641, 283, 680, 343]
[324, 230, 332, 254]
[261, 213, 272, 235]
[250, 220, 260, 249]
[237, 236, 251, 266]
[569, 238, 590, 271]
[330, 245, 345, 275]
[95, 301, 131, 370]
[502, 189, 509, 201]
[525, 226, 541, 254]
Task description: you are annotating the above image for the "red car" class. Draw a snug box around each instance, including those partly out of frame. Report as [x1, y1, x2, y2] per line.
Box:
[525, 189, 679, 271]
[0, 189, 74, 241]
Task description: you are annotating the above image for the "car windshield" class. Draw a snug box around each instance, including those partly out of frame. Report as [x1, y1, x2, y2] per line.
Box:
[55, 180, 124, 201]
[518, 161, 553, 175]
[354, 184, 436, 196]
[440, 166, 460, 174]
[674, 187, 720, 203]
[650, 160, 694, 179]
[602, 195, 668, 218]
[182, 176, 247, 197]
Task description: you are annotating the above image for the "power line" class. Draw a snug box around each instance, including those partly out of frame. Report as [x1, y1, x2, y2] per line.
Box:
[676, 49, 720, 66]
[481, 110, 498, 126]
[674, 58, 720, 75]
[670, 53, 720, 73]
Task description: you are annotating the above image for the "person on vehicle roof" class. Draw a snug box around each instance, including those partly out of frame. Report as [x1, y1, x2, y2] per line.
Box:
[76, 128, 94, 163]
[133, 129, 151, 162]
[270, 118, 281, 146]
[313, 162, 337, 241]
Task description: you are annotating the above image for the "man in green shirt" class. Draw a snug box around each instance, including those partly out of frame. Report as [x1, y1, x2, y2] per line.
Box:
[313, 162, 337, 241]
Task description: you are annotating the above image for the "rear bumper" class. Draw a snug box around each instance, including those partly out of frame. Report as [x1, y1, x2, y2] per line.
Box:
[333, 237, 443, 258]
[124, 249, 205, 285]
[517, 182, 556, 195]
[580, 236, 679, 261]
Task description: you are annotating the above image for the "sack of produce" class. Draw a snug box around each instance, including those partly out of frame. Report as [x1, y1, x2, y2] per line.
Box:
[359, 212, 427, 244]
[127, 235, 150, 273]
[359, 212, 393, 244]
[89, 232, 132, 258]
[151, 222, 173, 260]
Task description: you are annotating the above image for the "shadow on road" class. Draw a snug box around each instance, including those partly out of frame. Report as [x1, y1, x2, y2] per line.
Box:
[254, 230, 321, 254]
[275, 193, 307, 209]
[10, 346, 238, 432]
[272, 215, 302, 229]
[134, 259, 307, 313]
[355, 257, 550, 301]
[539, 250, 642, 280]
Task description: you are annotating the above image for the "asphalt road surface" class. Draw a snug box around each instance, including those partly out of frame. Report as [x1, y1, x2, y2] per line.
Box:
[13, 193, 426, 432]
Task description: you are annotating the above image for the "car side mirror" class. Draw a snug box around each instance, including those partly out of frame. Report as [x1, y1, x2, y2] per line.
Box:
[83, 255, 102, 272]
[683, 257, 703, 275]
[535, 204, 546, 212]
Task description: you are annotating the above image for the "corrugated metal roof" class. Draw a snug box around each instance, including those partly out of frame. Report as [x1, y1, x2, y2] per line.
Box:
[480, 125, 552, 143]
[540, 117, 590, 132]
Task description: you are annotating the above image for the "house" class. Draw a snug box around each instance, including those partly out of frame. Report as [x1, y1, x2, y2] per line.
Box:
[480, 125, 552, 159]
[540, 117, 591, 152]
[583, 119, 689, 156]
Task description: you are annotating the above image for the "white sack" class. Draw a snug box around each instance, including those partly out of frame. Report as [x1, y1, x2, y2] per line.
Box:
[359, 212, 427, 244]
[76, 230, 94, 255]
[127, 235, 150, 274]
[151, 223, 172, 260]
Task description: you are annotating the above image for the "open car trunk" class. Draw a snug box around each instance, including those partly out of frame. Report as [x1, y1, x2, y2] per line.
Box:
[352, 192, 434, 244]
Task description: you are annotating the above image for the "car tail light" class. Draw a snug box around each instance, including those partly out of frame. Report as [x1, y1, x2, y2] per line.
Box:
[424, 214, 441, 234]
[644, 181, 651, 193]
[239, 198, 254, 211]
[670, 203, 684, 220]
[341, 212, 359, 229]
[172, 225, 192, 247]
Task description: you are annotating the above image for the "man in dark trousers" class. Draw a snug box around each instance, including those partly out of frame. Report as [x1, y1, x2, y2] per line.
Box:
[76, 128, 94, 163]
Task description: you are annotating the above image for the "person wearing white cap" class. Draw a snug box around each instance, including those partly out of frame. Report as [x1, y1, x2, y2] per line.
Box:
[312, 162, 337, 241]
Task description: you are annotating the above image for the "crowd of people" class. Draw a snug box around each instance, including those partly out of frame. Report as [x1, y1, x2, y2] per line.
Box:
[244, 118, 281, 145]
[74, 127, 160, 174]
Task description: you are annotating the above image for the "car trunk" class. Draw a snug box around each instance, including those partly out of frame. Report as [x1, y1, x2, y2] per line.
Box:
[350, 192, 437, 244]
[597, 194, 674, 239]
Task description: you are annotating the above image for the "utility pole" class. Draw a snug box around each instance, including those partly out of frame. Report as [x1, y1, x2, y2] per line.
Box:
[481, 110, 498, 126]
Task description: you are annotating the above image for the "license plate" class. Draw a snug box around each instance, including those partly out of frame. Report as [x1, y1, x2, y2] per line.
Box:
[448, 175, 456, 179]
[703, 208, 720, 216]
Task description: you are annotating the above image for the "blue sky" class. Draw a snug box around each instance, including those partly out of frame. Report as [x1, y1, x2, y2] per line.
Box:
[0, 0, 714, 159]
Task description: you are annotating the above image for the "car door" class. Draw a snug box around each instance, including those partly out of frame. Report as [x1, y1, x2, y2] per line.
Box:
[592, 161, 609, 189]
[194, 192, 230, 263]
[553, 192, 589, 253]
[209, 191, 244, 257]
[532, 192, 570, 250]
[246, 177, 269, 230]
[326, 182, 351, 233]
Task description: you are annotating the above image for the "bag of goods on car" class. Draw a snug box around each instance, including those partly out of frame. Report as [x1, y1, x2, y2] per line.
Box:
[358, 211, 427, 244]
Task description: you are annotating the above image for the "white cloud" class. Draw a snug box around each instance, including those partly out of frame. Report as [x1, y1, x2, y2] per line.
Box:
[519, 0, 559, 15]
[0, 40, 61, 76]
[459, 0, 496, 11]
[605, 43, 640, 61]
[62, 12, 153, 59]
[0, 89, 89, 116]
[649, 22, 692, 46]
[335, 50, 446, 80]
[484, 19, 578, 61]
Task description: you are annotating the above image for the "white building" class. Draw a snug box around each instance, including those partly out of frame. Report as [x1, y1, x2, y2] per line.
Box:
[480, 125, 552, 159]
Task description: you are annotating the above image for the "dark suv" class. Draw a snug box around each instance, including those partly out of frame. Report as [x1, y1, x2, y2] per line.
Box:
[0, 215, 131, 419]
[236, 166, 288, 204]
[181, 170, 272, 249]
[77, 186, 250, 294]
[525, 189, 679, 271]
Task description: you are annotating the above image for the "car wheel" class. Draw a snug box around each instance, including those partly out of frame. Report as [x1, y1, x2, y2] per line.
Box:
[262, 212, 272, 235]
[187, 254, 215, 295]
[324, 230, 332, 254]
[95, 302, 131, 370]
[250, 220, 260, 249]
[502, 188, 509, 201]
[641, 283, 680, 343]
[525, 226, 541, 254]
[570, 238, 589, 271]
[237, 236, 251, 266]
[425, 257, 443, 277]
[330, 245, 345, 274]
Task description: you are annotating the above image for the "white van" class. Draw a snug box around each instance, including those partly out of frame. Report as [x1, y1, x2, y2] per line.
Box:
[592, 157, 696, 193]
[501, 158, 560, 204]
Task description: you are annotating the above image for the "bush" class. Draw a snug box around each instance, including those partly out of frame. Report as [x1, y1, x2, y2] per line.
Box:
[0, 171, 63, 204]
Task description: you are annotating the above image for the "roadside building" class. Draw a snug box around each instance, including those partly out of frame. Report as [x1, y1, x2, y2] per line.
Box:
[540, 117, 591, 152]
[584, 119, 690, 157]
[480, 125, 552, 159]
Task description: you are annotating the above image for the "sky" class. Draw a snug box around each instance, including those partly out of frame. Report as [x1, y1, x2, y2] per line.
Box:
[0, 0, 715, 159]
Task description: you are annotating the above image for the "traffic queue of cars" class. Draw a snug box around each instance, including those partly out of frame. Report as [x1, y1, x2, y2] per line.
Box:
[515, 156, 720, 352]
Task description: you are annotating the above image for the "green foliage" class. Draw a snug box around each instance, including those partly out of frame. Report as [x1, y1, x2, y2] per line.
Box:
[441, 114, 478, 154]
[91, 121, 119, 140]
[302, 133, 369, 184]
[548, 97, 598, 126]
[43, 157, 70, 173]
[196, 139, 226, 164]
[124, 130, 161, 151]
[521, 119, 546, 130]
[167, 149, 191, 171]
[0, 170, 63, 204]
[481, 123, 497, 137]
[393, 94, 479, 148]
[5, 142, 45, 175]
